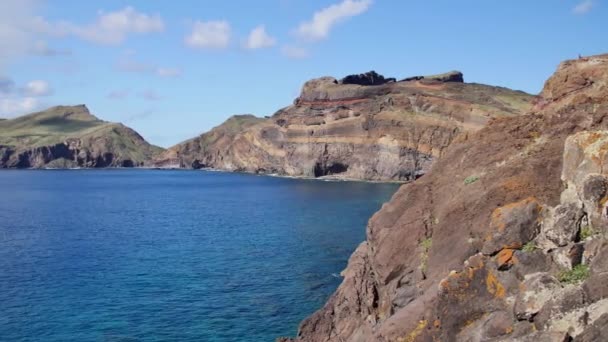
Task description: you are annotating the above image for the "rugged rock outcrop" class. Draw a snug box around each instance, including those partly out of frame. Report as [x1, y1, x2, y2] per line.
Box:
[401, 71, 464, 83]
[283, 54, 608, 341]
[157, 71, 532, 181]
[0, 105, 163, 168]
[340, 71, 396, 86]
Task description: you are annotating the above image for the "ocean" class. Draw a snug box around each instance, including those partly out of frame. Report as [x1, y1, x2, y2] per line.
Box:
[0, 170, 398, 341]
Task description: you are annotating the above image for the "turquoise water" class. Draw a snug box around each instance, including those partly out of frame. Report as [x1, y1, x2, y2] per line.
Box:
[0, 170, 398, 341]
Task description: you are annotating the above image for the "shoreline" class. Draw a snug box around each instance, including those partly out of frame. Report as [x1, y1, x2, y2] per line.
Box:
[0, 166, 409, 184]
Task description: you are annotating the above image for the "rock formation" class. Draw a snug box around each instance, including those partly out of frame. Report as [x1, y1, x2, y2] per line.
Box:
[157, 71, 532, 181]
[340, 71, 396, 86]
[401, 71, 464, 83]
[0, 105, 163, 168]
[283, 54, 608, 341]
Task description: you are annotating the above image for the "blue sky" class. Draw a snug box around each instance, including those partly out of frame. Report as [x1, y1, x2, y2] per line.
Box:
[0, 0, 606, 147]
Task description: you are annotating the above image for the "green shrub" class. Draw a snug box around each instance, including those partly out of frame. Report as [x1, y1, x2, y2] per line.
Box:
[558, 264, 590, 284]
[580, 225, 595, 240]
[522, 241, 537, 252]
[464, 175, 480, 185]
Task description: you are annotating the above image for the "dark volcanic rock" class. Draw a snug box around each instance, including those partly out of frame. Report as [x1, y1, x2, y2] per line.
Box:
[339, 70, 396, 86]
[401, 70, 464, 83]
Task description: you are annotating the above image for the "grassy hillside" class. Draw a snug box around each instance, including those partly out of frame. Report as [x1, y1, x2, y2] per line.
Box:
[0, 105, 163, 167]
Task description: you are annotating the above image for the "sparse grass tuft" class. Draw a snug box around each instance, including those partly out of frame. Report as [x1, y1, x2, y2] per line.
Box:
[419, 238, 432, 273]
[421, 238, 432, 250]
[558, 264, 590, 284]
[464, 175, 480, 185]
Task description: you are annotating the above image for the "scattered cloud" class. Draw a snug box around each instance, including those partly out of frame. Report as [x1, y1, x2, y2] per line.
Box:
[115, 52, 181, 77]
[281, 45, 310, 59]
[296, 0, 372, 41]
[244, 25, 276, 49]
[185, 20, 231, 49]
[0, 97, 43, 117]
[156, 67, 182, 77]
[22, 80, 53, 96]
[106, 89, 129, 100]
[0, 3, 163, 70]
[139, 89, 161, 101]
[0, 0, 40, 69]
[31, 6, 164, 45]
[573, 0, 594, 14]
[0, 76, 52, 117]
[28, 41, 71, 56]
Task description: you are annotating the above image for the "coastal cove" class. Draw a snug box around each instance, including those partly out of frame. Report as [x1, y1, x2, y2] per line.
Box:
[0, 169, 399, 341]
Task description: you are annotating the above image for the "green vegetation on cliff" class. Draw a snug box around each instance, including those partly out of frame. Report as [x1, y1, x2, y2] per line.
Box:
[0, 105, 163, 168]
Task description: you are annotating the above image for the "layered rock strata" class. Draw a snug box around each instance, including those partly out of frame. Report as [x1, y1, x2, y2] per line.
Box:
[158, 71, 531, 181]
[284, 54, 608, 342]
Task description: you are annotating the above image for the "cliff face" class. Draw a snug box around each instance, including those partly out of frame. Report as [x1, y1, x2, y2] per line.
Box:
[0, 105, 163, 168]
[157, 72, 532, 181]
[286, 55, 608, 341]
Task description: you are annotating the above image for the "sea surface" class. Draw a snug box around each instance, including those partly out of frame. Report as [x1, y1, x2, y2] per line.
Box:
[0, 170, 399, 342]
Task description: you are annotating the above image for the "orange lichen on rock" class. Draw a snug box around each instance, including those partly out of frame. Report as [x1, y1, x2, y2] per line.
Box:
[496, 248, 516, 269]
[486, 271, 506, 298]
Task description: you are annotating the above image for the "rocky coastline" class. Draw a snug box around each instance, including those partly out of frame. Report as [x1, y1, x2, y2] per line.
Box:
[281, 54, 608, 342]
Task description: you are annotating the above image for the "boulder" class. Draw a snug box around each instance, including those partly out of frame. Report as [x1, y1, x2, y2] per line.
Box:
[543, 203, 584, 247]
[481, 197, 543, 255]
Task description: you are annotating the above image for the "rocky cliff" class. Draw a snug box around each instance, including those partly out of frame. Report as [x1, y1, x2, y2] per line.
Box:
[284, 55, 608, 341]
[0, 105, 163, 168]
[156, 72, 532, 181]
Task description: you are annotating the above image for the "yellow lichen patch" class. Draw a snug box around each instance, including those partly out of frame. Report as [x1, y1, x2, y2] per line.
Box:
[486, 271, 506, 298]
[398, 320, 428, 342]
[599, 196, 608, 209]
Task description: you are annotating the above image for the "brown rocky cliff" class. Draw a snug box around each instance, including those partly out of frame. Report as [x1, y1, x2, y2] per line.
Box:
[286, 54, 608, 341]
[157, 71, 532, 181]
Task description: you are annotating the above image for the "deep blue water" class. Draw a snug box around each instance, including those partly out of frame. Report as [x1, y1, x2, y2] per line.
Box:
[0, 170, 398, 342]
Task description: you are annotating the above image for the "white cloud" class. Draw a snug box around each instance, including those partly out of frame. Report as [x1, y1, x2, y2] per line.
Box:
[0, 0, 40, 70]
[281, 45, 309, 59]
[0, 97, 42, 117]
[244, 25, 276, 49]
[31, 6, 164, 45]
[22, 80, 53, 96]
[156, 67, 182, 77]
[296, 0, 372, 41]
[573, 0, 594, 14]
[185, 20, 231, 49]
[0, 76, 52, 117]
